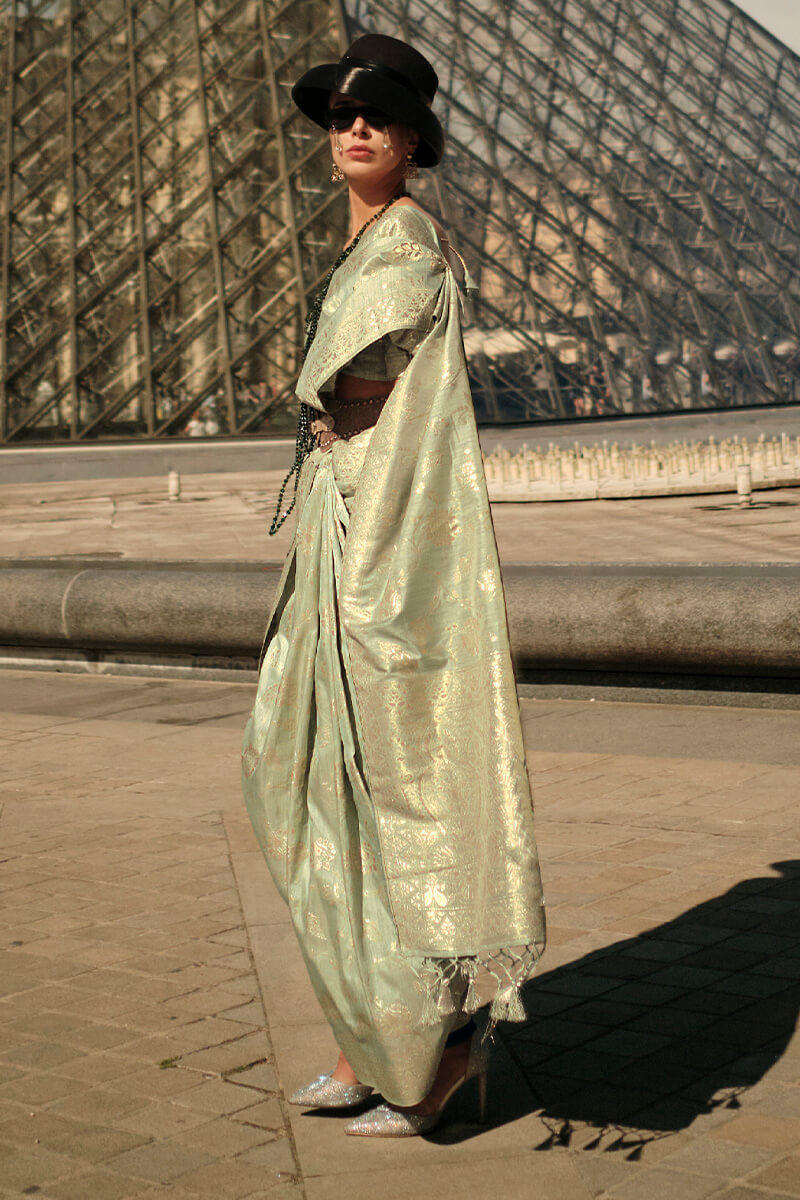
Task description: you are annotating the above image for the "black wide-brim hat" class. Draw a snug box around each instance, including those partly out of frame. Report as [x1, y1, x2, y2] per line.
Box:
[291, 34, 444, 168]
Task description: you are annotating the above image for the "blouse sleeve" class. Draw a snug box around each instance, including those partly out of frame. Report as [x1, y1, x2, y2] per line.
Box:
[328, 327, 424, 389]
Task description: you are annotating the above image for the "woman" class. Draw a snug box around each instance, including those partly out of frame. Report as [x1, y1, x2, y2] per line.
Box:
[242, 33, 545, 1137]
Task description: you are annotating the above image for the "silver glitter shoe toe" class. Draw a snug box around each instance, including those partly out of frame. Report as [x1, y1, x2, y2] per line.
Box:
[343, 1036, 488, 1137]
[287, 1073, 373, 1109]
[343, 1102, 434, 1137]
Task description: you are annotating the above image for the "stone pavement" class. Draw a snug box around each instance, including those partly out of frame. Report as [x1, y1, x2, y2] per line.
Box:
[2, 471, 800, 564]
[2, 670, 800, 1199]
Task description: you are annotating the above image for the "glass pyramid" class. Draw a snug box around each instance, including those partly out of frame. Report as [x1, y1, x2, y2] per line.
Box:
[1, 0, 799, 440]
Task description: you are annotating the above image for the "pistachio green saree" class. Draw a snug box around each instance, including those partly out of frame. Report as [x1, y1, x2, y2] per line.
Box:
[242, 205, 545, 1105]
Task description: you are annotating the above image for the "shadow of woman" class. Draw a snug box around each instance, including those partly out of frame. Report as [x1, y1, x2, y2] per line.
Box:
[439, 859, 800, 1152]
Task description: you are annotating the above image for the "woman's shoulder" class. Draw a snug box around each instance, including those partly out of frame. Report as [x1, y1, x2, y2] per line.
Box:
[382, 199, 471, 290]
[393, 198, 448, 242]
[380, 198, 448, 252]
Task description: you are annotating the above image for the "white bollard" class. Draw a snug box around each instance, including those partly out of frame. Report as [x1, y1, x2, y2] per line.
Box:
[168, 469, 181, 501]
[736, 464, 752, 507]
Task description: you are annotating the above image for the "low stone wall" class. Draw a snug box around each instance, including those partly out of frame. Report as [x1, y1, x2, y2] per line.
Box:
[501, 564, 800, 674]
[2, 557, 799, 677]
[0, 559, 280, 660]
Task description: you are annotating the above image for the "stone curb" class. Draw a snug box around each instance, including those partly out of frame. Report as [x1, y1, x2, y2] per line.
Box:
[1, 558, 799, 675]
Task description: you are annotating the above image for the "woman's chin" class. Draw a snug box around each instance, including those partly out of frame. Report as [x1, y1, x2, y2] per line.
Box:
[341, 161, 402, 186]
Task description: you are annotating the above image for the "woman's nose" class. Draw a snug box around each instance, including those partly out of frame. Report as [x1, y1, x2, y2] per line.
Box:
[351, 114, 368, 135]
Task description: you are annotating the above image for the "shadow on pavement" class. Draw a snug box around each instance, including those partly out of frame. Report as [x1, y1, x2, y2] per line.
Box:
[437, 860, 800, 1151]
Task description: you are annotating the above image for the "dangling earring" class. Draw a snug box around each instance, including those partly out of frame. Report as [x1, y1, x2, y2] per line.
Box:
[331, 138, 344, 182]
[404, 152, 419, 180]
[383, 126, 391, 152]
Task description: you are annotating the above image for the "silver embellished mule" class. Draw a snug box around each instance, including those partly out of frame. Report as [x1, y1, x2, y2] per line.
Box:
[287, 1073, 374, 1109]
[342, 1035, 488, 1137]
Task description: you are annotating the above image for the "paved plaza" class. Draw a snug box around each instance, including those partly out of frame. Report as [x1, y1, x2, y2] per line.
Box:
[1, 670, 799, 1199]
[2, 469, 800, 564]
[2, 454, 800, 1197]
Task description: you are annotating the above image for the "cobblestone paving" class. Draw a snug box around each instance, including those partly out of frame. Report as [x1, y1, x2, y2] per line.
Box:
[1, 672, 799, 1199]
[0, 676, 300, 1199]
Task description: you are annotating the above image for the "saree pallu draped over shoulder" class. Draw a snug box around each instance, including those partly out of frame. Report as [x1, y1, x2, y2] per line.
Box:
[242, 206, 545, 1106]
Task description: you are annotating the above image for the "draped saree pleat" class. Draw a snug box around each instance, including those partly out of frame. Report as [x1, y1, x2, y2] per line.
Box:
[244, 431, 456, 1104]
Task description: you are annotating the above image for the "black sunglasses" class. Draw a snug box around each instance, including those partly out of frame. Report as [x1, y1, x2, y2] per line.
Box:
[327, 105, 394, 131]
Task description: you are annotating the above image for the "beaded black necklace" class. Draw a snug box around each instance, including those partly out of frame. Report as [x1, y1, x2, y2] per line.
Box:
[269, 192, 405, 535]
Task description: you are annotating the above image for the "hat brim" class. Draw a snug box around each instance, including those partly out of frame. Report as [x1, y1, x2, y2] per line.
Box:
[291, 63, 443, 168]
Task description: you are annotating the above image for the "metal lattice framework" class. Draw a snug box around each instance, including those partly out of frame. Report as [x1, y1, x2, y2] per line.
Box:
[0, 0, 348, 442]
[1, 0, 800, 440]
[353, 0, 800, 422]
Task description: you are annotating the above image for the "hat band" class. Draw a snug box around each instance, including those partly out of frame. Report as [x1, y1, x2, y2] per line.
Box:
[337, 53, 433, 107]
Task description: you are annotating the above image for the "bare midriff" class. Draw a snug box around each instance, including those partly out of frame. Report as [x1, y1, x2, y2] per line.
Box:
[313, 373, 395, 450]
